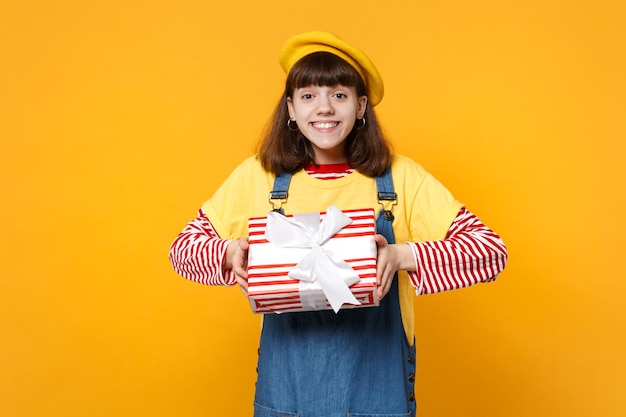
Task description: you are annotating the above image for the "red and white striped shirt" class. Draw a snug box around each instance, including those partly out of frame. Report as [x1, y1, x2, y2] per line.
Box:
[169, 163, 508, 294]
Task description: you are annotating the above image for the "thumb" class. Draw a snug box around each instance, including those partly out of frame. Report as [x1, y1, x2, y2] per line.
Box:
[374, 233, 388, 248]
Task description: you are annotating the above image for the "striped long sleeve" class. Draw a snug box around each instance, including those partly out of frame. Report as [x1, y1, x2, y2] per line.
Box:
[168, 209, 237, 286]
[407, 207, 507, 295]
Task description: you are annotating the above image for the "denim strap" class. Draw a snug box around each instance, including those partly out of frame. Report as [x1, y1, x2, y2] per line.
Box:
[375, 167, 397, 242]
[269, 172, 292, 214]
[375, 167, 397, 202]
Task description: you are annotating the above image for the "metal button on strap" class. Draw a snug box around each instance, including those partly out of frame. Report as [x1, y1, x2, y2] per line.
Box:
[408, 392, 415, 402]
[407, 373, 415, 382]
[407, 354, 414, 364]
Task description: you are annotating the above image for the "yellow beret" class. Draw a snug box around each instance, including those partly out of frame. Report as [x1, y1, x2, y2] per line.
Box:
[279, 31, 384, 106]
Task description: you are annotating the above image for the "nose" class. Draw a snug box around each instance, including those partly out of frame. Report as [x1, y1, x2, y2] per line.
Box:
[316, 95, 334, 115]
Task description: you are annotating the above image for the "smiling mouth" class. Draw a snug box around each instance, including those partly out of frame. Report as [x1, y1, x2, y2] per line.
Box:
[312, 122, 338, 129]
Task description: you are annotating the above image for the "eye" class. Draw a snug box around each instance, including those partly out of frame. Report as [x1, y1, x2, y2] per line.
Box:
[301, 93, 313, 100]
[335, 93, 347, 99]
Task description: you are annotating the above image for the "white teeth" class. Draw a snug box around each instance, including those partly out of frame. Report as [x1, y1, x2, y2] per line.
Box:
[313, 122, 338, 129]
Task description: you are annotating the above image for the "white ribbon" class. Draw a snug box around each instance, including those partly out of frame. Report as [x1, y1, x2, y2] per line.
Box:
[265, 205, 361, 313]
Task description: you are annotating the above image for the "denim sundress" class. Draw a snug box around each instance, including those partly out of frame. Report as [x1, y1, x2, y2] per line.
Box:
[253, 169, 416, 417]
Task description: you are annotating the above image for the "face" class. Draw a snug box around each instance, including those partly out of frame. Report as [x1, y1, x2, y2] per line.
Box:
[287, 85, 367, 164]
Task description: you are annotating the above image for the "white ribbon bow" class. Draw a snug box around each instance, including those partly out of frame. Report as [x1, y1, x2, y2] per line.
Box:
[265, 205, 361, 313]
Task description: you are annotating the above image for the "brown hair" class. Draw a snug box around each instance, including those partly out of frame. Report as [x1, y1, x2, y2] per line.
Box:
[257, 52, 392, 177]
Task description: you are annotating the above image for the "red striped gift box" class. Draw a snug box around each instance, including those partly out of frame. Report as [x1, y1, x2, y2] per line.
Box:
[247, 208, 379, 314]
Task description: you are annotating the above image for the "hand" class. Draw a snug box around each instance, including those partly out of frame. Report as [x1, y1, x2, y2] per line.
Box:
[226, 238, 250, 294]
[374, 234, 416, 300]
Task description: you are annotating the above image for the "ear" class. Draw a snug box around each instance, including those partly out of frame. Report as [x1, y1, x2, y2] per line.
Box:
[357, 96, 368, 118]
[286, 97, 295, 119]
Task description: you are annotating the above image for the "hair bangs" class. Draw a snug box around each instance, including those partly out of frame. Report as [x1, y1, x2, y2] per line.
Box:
[286, 52, 365, 94]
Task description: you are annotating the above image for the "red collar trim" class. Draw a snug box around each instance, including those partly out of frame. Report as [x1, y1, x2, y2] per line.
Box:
[305, 162, 352, 174]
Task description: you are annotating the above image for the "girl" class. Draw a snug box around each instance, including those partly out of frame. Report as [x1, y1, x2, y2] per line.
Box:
[170, 31, 508, 417]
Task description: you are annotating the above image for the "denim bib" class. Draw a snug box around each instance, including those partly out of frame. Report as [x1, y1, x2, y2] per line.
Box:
[254, 169, 416, 417]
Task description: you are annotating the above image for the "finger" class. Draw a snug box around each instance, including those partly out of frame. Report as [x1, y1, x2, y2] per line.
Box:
[377, 277, 390, 299]
[376, 267, 387, 299]
[376, 251, 389, 286]
[236, 275, 248, 292]
[377, 264, 396, 300]
[376, 267, 382, 286]
[377, 272, 389, 299]
[233, 266, 248, 281]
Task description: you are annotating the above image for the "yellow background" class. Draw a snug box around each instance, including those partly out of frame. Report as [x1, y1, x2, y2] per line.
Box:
[1, 0, 625, 416]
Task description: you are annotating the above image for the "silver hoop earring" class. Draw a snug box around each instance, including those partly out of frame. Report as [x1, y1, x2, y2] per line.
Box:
[287, 118, 299, 132]
[356, 117, 366, 130]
